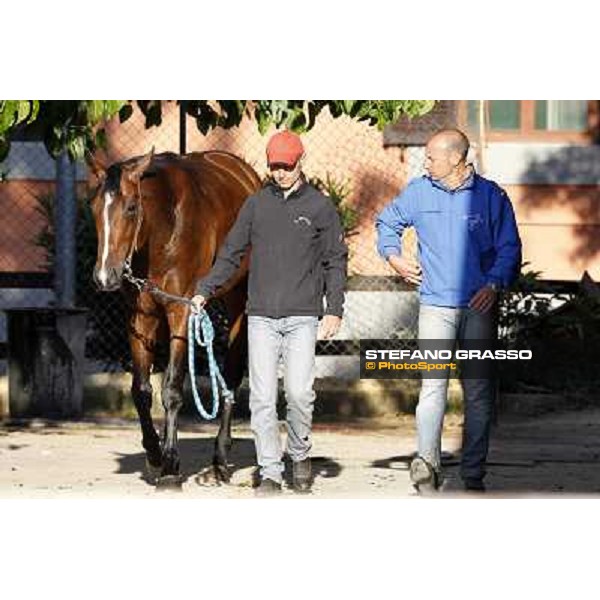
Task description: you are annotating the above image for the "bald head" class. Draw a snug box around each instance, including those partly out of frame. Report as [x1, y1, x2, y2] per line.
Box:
[424, 129, 471, 184]
[428, 129, 470, 161]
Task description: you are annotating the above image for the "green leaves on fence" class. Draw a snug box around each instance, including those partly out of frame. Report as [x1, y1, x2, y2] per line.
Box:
[84, 101, 127, 125]
[0, 100, 39, 135]
[0, 100, 126, 162]
[0, 100, 436, 164]
[113, 100, 436, 139]
[0, 100, 40, 161]
[250, 100, 435, 134]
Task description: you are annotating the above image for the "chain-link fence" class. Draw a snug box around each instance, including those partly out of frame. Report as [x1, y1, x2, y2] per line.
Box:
[0, 143, 64, 387]
[1, 101, 466, 381]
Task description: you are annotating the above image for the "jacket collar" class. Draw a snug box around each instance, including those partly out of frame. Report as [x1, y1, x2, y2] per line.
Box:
[428, 165, 477, 192]
[265, 176, 309, 200]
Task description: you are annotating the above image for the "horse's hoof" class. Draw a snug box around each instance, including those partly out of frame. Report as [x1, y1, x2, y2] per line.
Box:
[194, 464, 230, 487]
[144, 457, 162, 483]
[155, 475, 184, 491]
[213, 463, 231, 484]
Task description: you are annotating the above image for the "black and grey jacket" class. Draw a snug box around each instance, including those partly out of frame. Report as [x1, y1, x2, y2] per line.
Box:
[196, 181, 348, 318]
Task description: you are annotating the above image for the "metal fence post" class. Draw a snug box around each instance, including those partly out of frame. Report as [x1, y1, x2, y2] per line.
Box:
[55, 150, 76, 308]
[179, 101, 187, 155]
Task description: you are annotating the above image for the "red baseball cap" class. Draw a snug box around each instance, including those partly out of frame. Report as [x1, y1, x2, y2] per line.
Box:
[266, 130, 304, 167]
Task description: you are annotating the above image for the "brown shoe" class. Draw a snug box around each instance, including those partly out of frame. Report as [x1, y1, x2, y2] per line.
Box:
[255, 478, 282, 497]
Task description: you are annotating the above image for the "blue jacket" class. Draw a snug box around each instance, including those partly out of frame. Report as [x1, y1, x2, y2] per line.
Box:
[376, 172, 522, 308]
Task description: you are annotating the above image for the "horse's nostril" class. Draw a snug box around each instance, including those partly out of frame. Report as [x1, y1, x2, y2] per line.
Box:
[113, 265, 124, 281]
[92, 266, 121, 291]
[106, 268, 121, 289]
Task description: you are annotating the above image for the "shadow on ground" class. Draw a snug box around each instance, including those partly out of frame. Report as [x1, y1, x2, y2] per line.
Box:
[371, 412, 600, 495]
[114, 437, 343, 489]
[481, 414, 600, 495]
[114, 437, 256, 485]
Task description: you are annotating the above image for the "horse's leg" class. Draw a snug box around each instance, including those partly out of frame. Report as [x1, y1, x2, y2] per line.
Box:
[212, 284, 248, 482]
[158, 305, 188, 486]
[129, 309, 162, 477]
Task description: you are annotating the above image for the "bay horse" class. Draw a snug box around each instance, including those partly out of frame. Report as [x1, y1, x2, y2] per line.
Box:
[88, 149, 261, 487]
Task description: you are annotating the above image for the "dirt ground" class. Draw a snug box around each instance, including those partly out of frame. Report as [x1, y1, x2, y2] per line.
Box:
[3, 408, 600, 498]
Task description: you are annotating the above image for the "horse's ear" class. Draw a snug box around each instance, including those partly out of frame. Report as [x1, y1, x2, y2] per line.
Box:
[86, 151, 107, 183]
[130, 147, 155, 181]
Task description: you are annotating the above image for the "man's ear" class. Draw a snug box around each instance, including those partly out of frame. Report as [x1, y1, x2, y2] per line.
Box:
[86, 151, 107, 183]
[450, 150, 464, 169]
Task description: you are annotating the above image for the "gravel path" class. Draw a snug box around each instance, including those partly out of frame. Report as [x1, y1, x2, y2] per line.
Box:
[2, 409, 600, 498]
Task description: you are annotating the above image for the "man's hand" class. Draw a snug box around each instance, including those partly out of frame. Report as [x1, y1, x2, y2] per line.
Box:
[469, 285, 497, 313]
[190, 294, 207, 314]
[319, 315, 342, 339]
[388, 255, 422, 285]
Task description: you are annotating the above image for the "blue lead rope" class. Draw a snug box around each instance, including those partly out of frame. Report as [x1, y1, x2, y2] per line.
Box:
[187, 309, 234, 420]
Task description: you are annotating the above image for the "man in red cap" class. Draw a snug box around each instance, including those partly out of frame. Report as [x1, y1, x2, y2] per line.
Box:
[192, 130, 348, 495]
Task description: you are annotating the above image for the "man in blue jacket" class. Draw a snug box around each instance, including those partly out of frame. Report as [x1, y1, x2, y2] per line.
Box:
[376, 129, 521, 493]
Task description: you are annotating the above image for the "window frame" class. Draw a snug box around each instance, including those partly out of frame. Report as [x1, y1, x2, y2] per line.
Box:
[457, 100, 600, 143]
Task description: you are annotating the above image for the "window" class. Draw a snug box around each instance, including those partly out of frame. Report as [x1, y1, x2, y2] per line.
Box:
[460, 100, 599, 142]
[467, 100, 520, 130]
[534, 100, 588, 131]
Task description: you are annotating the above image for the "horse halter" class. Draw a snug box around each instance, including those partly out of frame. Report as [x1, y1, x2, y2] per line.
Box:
[122, 179, 145, 288]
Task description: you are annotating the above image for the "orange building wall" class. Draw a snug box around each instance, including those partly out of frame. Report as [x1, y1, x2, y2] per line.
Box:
[508, 184, 600, 281]
[0, 180, 54, 272]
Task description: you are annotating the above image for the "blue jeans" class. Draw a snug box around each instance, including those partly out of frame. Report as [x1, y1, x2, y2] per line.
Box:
[248, 316, 319, 484]
[417, 304, 495, 482]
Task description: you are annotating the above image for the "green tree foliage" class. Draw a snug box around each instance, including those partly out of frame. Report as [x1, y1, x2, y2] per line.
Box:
[310, 174, 358, 236]
[0, 100, 40, 161]
[0, 100, 126, 162]
[0, 100, 436, 162]
[184, 100, 435, 135]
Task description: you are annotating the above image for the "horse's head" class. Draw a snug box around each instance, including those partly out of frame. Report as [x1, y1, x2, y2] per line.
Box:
[88, 149, 154, 291]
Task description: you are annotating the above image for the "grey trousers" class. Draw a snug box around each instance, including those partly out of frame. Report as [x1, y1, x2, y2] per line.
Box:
[248, 316, 319, 484]
[417, 304, 495, 481]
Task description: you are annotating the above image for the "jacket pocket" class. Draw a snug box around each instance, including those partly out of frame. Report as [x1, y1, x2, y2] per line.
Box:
[418, 209, 443, 224]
